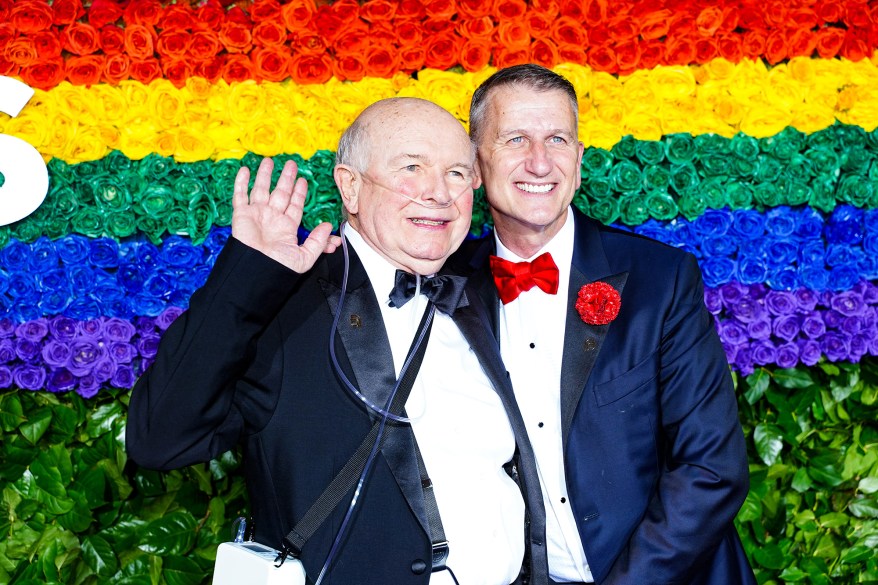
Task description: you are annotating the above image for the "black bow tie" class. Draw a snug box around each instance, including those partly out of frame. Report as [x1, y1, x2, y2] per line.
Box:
[388, 270, 468, 315]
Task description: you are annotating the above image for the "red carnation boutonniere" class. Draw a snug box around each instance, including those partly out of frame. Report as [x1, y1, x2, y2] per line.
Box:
[575, 282, 621, 325]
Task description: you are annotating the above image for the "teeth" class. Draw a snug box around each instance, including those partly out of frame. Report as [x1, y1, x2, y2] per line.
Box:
[516, 183, 554, 193]
[411, 219, 445, 226]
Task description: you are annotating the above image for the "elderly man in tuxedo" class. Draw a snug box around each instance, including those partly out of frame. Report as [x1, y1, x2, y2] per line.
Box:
[454, 64, 756, 585]
[127, 97, 547, 585]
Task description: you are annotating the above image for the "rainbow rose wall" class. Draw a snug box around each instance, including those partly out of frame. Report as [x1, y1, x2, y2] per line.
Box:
[1, 0, 877, 582]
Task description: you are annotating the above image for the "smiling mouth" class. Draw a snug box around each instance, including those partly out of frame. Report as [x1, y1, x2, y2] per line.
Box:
[515, 182, 554, 194]
[410, 218, 448, 226]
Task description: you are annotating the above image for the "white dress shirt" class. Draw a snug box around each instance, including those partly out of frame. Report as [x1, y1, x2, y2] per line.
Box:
[345, 226, 525, 585]
[494, 208, 594, 583]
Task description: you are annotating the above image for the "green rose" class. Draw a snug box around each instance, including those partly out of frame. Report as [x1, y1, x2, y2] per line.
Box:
[678, 191, 709, 221]
[166, 209, 189, 235]
[171, 175, 208, 204]
[310, 149, 336, 172]
[619, 192, 650, 225]
[867, 126, 878, 149]
[699, 176, 728, 210]
[188, 194, 218, 244]
[47, 158, 75, 187]
[807, 126, 840, 151]
[303, 201, 342, 232]
[0, 226, 8, 249]
[584, 177, 612, 200]
[841, 146, 873, 174]
[136, 215, 166, 245]
[785, 154, 814, 185]
[92, 176, 131, 212]
[107, 210, 137, 238]
[730, 134, 759, 160]
[140, 153, 176, 181]
[609, 160, 643, 193]
[71, 207, 105, 238]
[699, 152, 731, 178]
[726, 181, 753, 209]
[762, 127, 804, 160]
[212, 158, 242, 183]
[729, 155, 756, 178]
[28, 203, 65, 239]
[779, 177, 810, 206]
[645, 191, 678, 221]
[589, 196, 620, 225]
[665, 133, 696, 165]
[612, 135, 637, 161]
[669, 163, 699, 196]
[47, 184, 80, 220]
[753, 156, 782, 184]
[215, 199, 233, 226]
[753, 182, 783, 207]
[803, 147, 839, 175]
[581, 147, 613, 178]
[470, 186, 492, 237]
[836, 174, 872, 207]
[643, 165, 670, 192]
[572, 191, 590, 217]
[137, 184, 176, 219]
[635, 140, 665, 166]
[9, 219, 40, 242]
[808, 179, 837, 213]
[181, 159, 214, 178]
[101, 150, 133, 175]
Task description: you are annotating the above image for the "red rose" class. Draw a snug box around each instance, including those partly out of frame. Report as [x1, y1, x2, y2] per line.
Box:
[331, 0, 361, 24]
[364, 46, 398, 78]
[493, 46, 529, 69]
[293, 32, 327, 56]
[492, 0, 528, 21]
[311, 10, 345, 43]
[395, 0, 427, 20]
[128, 57, 162, 84]
[253, 20, 287, 46]
[32, 31, 63, 59]
[694, 38, 717, 63]
[423, 18, 455, 35]
[289, 53, 331, 84]
[158, 5, 196, 30]
[99, 25, 125, 54]
[816, 2, 844, 24]
[196, 0, 227, 30]
[62, 22, 100, 55]
[280, 0, 316, 32]
[607, 16, 638, 43]
[718, 6, 740, 32]
[333, 54, 366, 81]
[531, 38, 559, 68]
[250, 0, 282, 22]
[361, 0, 396, 23]
[399, 46, 425, 72]
[557, 44, 587, 66]
[764, 29, 787, 64]
[525, 12, 553, 37]
[370, 23, 398, 46]
[88, 0, 124, 29]
[219, 22, 253, 54]
[0, 55, 18, 77]
[638, 10, 672, 40]
[457, 0, 491, 19]
[497, 21, 531, 50]
[665, 34, 696, 65]
[551, 17, 588, 47]
[841, 31, 868, 61]
[20, 57, 65, 90]
[815, 27, 845, 59]
[156, 29, 191, 59]
[124, 24, 156, 60]
[638, 39, 665, 70]
[52, 0, 85, 26]
[843, 4, 871, 28]
[741, 29, 767, 59]
[226, 6, 253, 26]
[787, 29, 816, 58]
[695, 6, 724, 36]
[66, 54, 103, 86]
[459, 38, 492, 72]
[221, 54, 253, 84]
[123, 0, 163, 26]
[614, 39, 641, 72]
[396, 21, 424, 46]
[588, 26, 610, 47]
[575, 282, 621, 326]
[0, 22, 15, 49]
[252, 46, 290, 82]
[102, 52, 130, 83]
[790, 8, 819, 29]
[716, 34, 743, 62]
[457, 16, 494, 39]
[737, 5, 763, 30]
[762, 1, 788, 28]
[425, 0, 456, 20]
[11, 1, 54, 33]
[4, 38, 38, 67]
[190, 31, 223, 60]
[587, 45, 616, 72]
[162, 57, 191, 88]
[194, 57, 224, 84]
[531, 0, 560, 18]
[582, 0, 607, 27]
[333, 25, 370, 56]
[423, 31, 461, 70]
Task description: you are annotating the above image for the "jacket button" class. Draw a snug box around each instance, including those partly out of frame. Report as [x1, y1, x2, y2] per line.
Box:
[411, 559, 427, 574]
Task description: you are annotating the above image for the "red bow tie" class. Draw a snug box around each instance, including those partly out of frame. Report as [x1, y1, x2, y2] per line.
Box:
[489, 252, 560, 304]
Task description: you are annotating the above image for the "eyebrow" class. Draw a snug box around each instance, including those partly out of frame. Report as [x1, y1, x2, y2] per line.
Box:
[499, 128, 574, 137]
[390, 153, 473, 170]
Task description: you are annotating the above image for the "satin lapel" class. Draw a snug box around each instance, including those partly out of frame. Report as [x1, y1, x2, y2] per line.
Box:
[559, 211, 628, 450]
[318, 248, 429, 535]
[465, 237, 500, 338]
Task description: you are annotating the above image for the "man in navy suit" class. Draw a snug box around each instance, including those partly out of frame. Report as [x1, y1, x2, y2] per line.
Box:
[455, 64, 756, 584]
[127, 97, 547, 585]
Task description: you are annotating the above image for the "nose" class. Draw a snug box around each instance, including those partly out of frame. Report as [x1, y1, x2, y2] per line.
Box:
[525, 141, 552, 176]
[418, 170, 454, 208]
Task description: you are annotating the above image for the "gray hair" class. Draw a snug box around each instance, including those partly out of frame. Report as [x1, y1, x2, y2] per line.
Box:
[469, 64, 579, 145]
[335, 113, 370, 172]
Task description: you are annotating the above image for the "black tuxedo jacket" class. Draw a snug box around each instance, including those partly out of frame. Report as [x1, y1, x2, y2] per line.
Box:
[127, 237, 548, 585]
[454, 209, 756, 585]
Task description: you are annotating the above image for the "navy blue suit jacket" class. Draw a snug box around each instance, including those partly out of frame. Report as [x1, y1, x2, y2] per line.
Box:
[456, 209, 756, 585]
[127, 237, 548, 585]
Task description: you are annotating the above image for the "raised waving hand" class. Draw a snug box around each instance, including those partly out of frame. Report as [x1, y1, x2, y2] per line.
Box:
[232, 157, 341, 273]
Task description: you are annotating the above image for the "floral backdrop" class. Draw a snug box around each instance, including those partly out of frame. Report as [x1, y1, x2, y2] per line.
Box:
[0, 0, 876, 583]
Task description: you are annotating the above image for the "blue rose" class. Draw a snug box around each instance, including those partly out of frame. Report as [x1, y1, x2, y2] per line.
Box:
[134, 241, 162, 268]
[161, 236, 202, 269]
[751, 340, 777, 365]
[701, 236, 738, 258]
[737, 257, 769, 285]
[106, 298, 134, 319]
[737, 238, 765, 259]
[799, 266, 829, 290]
[693, 209, 733, 238]
[764, 206, 797, 237]
[67, 265, 98, 295]
[795, 207, 824, 239]
[730, 209, 765, 239]
[700, 257, 735, 288]
[132, 293, 167, 317]
[117, 262, 146, 293]
[826, 205, 864, 245]
[766, 267, 800, 291]
[204, 227, 231, 254]
[145, 272, 174, 299]
[30, 238, 60, 273]
[37, 268, 69, 294]
[88, 238, 121, 269]
[112, 365, 136, 389]
[799, 241, 825, 267]
[829, 265, 859, 291]
[65, 297, 102, 321]
[825, 243, 863, 267]
[635, 220, 674, 245]
[55, 234, 90, 264]
[764, 238, 798, 269]
[0, 240, 31, 272]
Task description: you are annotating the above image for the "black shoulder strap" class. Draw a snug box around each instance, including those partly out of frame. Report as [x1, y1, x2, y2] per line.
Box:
[279, 305, 447, 570]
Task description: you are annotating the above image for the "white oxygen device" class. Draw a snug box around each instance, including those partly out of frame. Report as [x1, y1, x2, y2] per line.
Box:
[212, 541, 306, 585]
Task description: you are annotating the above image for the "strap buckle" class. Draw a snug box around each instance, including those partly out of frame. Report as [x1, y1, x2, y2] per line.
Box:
[431, 540, 449, 572]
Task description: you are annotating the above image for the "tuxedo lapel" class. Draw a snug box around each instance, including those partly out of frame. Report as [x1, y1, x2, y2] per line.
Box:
[560, 211, 628, 449]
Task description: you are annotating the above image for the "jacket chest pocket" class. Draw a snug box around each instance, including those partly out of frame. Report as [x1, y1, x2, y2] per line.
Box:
[592, 351, 659, 408]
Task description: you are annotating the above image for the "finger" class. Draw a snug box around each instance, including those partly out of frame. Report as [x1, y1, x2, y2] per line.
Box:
[284, 176, 309, 225]
[249, 157, 275, 205]
[268, 161, 297, 212]
[324, 234, 342, 254]
[233, 166, 251, 209]
[300, 222, 334, 260]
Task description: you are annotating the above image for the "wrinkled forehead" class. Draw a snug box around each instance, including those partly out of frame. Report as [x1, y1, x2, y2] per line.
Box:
[367, 116, 474, 170]
[485, 86, 578, 130]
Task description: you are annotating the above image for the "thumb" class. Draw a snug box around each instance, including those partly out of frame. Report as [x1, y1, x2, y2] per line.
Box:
[299, 222, 335, 261]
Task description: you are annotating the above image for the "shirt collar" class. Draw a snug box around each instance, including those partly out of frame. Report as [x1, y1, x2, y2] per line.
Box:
[494, 206, 575, 264]
[342, 223, 400, 307]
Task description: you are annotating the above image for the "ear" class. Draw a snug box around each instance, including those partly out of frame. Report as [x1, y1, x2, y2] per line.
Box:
[334, 164, 361, 215]
[575, 141, 585, 189]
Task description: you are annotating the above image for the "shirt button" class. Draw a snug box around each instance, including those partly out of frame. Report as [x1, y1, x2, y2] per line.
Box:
[529, 342, 535, 348]
[561, 497, 567, 503]
[411, 559, 427, 574]
[538, 422, 544, 428]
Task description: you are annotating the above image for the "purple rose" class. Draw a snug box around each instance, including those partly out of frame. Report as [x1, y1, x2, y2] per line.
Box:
[751, 340, 777, 365]
[719, 282, 749, 308]
[797, 339, 822, 366]
[823, 309, 844, 329]
[0, 365, 12, 388]
[765, 291, 797, 315]
[48, 316, 78, 341]
[0, 339, 16, 363]
[747, 319, 772, 339]
[13, 364, 47, 390]
[156, 307, 184, 330]
[46, 368, 76, 393]
[137, 334, 161, 359]
[841, 316, 862, 336]
[92, 357, 117, 383]
[776, 342, 800, 369]
[730, 298, 767, 323]
[15, 319, 49, 342]
[41, 339, 72, 368]
[108, 341, 136, 364]
[111, 365, 136, 388]
[732, 344, 754, 376]
[133, 316, 157, 336]
[76, 375, 100, 399]
[773, 315, 802, 341]
[831, 291, 866, 317]
[850, 334, 869, 361]
[15, 338, 41, 362]
[802, 313, 827, 339]
[794, 289, 819, 312]
[0, 319, 14, 338]
[77, 319, 103, 338]
[103, 318, 136, 342]
[856, 281, 878, 303]
[67, 339, 106, 376]
[821, 332, 850, 362]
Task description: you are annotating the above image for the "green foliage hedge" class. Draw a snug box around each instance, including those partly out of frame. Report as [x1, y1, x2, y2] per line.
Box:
[1, 359, 876, 584]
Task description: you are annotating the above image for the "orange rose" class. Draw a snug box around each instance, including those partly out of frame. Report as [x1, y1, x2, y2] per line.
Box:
[0, 56, 18, 77]
[843, 4, 871, 28]
[67, 54, 103, 86]
[250, 0, 282, 22]
[695, 6, 724, 36]
[493, 46, 529, 69]
[741, 29, 767, 59]
[87, 0, 124, 29]
[162, 57, 191, 88]
[816, 2, 843, 23]
[457, 0, 491, 18]
[459, 38, 492, 71]
[557, 44, 587, 66]
[156, 29, 191, 59]
[526, 12, 553, 37]
[364, 46, 398, 78]
[815, 26, 845, 59]
[581, 0, 607, 27]
[423, 18, 455, 35]
[157, 4, 195, 30]
[841, 31, 868, 61]
[32, 31, 63, 59]
[458, 16, 495, 38]
[639, 10, 672, 40]
[333, 25, 370, 56]
[196, 0, 227, 30]
[124, 24, 156, 60]
[190, 31, 223, 59]
[787, 29, 816, 58]
[492, 0, 527, 20]
[11, 1, 54, 33]
[716, 34, 743, 62]
[424, 31, 461, 70]
[497, 20, 531, 50]
[588, 26, 610, 46]
[20, 57, 66, 90]
[311, 10, 345, 43]
[361, 0, 396, 23]
[102, 52, 130, 83]
[62, 22, 100, 55]
[123, 0, 163, 26]
[762, 1, 787, 27]
[531, 0, 560, 17]
[531, 38, 559, 68]
[370, 23, 398, 46]
[222, 54, 253, 83]
[99, 25, 125, 54]
[614, 39, 640, 72]
[253, 20, 287, 46]
[333, 54, 366, 81]
[293, 32, 327, 55]
[638, 39, 665, 69]
[694, 38, 717, 63]
[331, 0, 361, 24]
[252, 46, 290, 82]
[287, 53, 330, 84]
[219, 22, 253, 54]
[395, 21, 423, 46]
[425, 0, 457, 21]
[4, 38, 38, 67]
[665, 34, 696, 65]
[129, 57, 162, 84]
[399, 46, 425, 72]
[551, 17, 587, 47]
[280, 0, 316, 32]
[51, 0, 85, 26]
[764, 29, 787, 64]
[0, 22, 14, 48]
[587, 45, 615, 72]
[395, 0, 427, 20]
[194, 57, 223, 84]
[607, 16, 638, 43]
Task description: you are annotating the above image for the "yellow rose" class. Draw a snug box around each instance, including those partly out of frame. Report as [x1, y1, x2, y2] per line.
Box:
[154, 130, 177, 158]
[52, 82, 99, 126]
[119, 120, 158, 161]
[764, 66, 806, 112]
[727, 59, 767, 102]
[589, 71, 623, 103]
[98, 124, 122, 153]
[44, 112, 76, 159]
[841, 87, 878, 132]
[148, 80, 186, 129]
[622, 110, 663, 142]
[242, 120, 286, 157]
[64, 124, 109, 163]
[620, 71, 657, 108]
[791, 104, 836, 135]
[555, 63, 591, 97]
[647, 66, 696, 102]
[3, 107, 50, 157]
[279, 115, 317, 159]
[787, 56, 816, 85]
[184, 76, 213, 102]
[740, 104, 793, 139]
[173, 126, 215, 163]
[92, 84, 128, 125]
[699, 58, 736, 82]
[227, 80, 267, 128]
[580, 118, 622, 151]
[596, 101, 625, 127]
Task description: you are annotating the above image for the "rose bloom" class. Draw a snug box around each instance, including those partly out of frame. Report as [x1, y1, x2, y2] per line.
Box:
[123, 0, 163, 26]
[531, 38, 560, 69]
[156, 29, 191, 59]
[129, 58, 162, 84]
[525, 12, 552, 37]
[425, 0, 457, 20]
[639, 9, 672, 40]
[219, 22, 253, 53]
[741, 29, 767, 59]
[787, 29, 816, 58]
[252, 46, 289, 82]
[250, 0, 282, 21]
[423, 31, 460, 70]
[396, 20, 424, 46]
[67, 55, 104, 86]
[280, 0, 316, 32]
[4, 38, 39, 67]
[457, 0, 491, 18]
[815, 27, 845, 59]
[493, 0, 527, 20]
[20, 57, 66, 90]
[333, 54, 366, 81]
[162, 57, 191, 88]
[364, 46, 398, 78]
[62, 22, 100, 55]
[558, 44, 588, 66]
[497, 20, 531, 50]
[587, 45, 616, 73]
[253, 20, 287, 46]
[459, 38, 492, 72]
[124, 24, 157, 60]
[52, 0, 86, 25]
[289, 53, 331, 84]
[360, 0, 395, 22]
[158, 4, 195, 30]
[102, 53, 130, 84]
[88, 0, 124, 28]
[11, 1, 54, 33]
[221, 53, 253, 83]
[189, 30, 223, 60]
[399, 46, 425, 72]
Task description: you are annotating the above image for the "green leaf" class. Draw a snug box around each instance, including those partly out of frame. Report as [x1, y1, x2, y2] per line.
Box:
[745, 369, 770, 404]
[0, 393, 25, 431]
[754, 423, 784, 466]
[778, 565, 807, 581]
[137, 511, 198, 556]
[840, 544, 873, 564]
[81, 535, 119, 577]
[161, 556, 205, 585]
[85, 402, 124, 440]
[774, 368, 815, 389]
[818, 512, 849, 529]
[849, 497, 878, 518]
[791, 467, 813, 492]
[752, 542, 786, 569]
[20, 407, 52, 445]
[859, 477, 878, 494]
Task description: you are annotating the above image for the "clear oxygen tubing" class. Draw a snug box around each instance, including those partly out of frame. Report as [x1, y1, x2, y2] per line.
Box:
[315, 222, 437, 585]
[359, 172, 473, 209]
